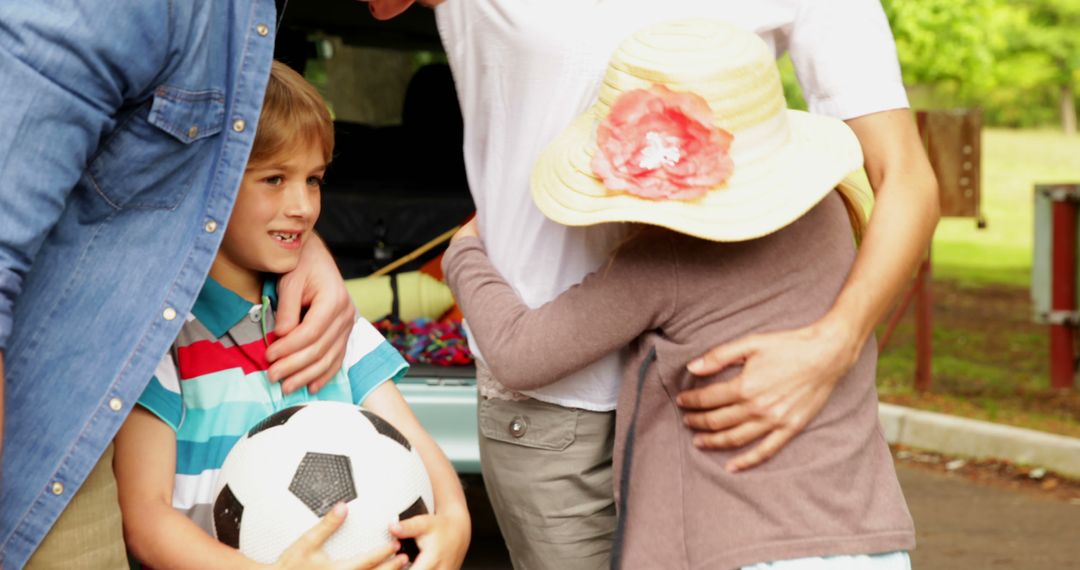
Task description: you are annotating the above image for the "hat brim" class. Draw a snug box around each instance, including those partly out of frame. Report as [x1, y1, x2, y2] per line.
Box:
[531, 109, 864, 242]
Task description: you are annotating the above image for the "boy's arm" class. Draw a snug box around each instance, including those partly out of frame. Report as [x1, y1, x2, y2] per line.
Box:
[443, 232, 675, 391]
[361, 383, 470, 570]
[114, 407, 406, 570]
[113, 407, 263, 570]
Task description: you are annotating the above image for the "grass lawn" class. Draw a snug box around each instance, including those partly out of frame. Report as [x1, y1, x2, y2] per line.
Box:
[932, 129, 1080, 286]
[875, 128, 1080, 439]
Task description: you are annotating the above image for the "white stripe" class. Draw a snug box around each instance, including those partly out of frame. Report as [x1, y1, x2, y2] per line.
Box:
[153, 351, 180, 393]
[344, 316, 392, 368]
[172, 470, 220, 511]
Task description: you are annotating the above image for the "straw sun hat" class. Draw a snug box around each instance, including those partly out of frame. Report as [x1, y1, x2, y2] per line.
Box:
[531, 19, 866, 242]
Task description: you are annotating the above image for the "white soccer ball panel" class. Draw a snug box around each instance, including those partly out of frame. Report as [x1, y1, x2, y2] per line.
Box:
[212, 401, 435, 563]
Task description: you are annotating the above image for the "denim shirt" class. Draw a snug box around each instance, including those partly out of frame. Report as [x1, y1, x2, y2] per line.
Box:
[0, 1, 276, 566]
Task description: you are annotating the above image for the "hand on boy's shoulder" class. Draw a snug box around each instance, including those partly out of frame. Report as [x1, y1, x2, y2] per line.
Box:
[266, 237, 355, 394]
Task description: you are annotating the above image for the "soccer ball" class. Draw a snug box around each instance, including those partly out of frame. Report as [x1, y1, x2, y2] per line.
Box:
[211, 401, 434, 563]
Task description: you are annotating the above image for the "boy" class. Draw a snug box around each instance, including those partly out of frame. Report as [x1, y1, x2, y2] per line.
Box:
[113, 61, 470, 570]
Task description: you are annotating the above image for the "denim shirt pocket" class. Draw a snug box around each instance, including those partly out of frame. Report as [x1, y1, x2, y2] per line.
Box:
[147, 86, 226, 143]
[85, 86, 225, 211]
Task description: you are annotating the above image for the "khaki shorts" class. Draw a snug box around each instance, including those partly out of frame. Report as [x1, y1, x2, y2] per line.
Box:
[25, 444, 127, 570]
[477, 365, 617, 570]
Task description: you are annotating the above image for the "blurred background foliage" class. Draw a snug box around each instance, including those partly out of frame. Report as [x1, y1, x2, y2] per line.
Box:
[886, 0, 1080, 132]
[782, 0, 1080, 133]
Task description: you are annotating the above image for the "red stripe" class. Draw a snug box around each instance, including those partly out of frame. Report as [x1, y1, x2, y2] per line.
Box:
[177, 332, 279, 380]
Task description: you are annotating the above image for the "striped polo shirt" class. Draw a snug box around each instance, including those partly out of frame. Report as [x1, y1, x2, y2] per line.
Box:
[137, 277, 408, 533]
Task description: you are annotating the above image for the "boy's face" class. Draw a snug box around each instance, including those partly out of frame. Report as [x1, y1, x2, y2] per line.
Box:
[217, 144, 326, 284]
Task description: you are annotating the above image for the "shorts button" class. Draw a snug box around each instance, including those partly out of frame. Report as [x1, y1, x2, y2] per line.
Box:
[509, 416, 527, 438]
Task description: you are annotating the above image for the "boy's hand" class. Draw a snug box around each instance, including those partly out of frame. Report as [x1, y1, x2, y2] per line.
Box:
[389, 509, 471, 570]
[268, 235, 355, 394]
[273, 504, 408, 570]
[450, 218, 479, 244]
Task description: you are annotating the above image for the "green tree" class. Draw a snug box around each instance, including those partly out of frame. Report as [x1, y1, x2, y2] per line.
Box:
[882, 0, 1080, 132]
[882, 0, 1010, 105]
[1011, 0, 1080, 133]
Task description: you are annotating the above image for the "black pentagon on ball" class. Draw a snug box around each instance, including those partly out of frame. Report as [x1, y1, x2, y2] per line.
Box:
[248, 404, 306, 437]
[213, 484, 244, 549]
[288, 452, 357, 517]
[398, 496, 429, 519]
[361, 410, 411, 451]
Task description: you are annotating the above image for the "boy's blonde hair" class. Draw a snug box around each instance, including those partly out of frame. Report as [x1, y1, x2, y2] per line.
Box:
[249, 61, 334, 166]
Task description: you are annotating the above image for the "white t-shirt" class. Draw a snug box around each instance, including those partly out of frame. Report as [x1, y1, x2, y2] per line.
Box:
[436, 0, 908, 411]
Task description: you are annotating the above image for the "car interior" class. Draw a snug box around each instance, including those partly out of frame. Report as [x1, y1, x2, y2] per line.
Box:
[279, 4, 473, 278]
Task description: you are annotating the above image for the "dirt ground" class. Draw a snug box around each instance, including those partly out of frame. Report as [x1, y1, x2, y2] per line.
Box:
[876, 279, 1080, 437]
[891, 445, 1080, 503]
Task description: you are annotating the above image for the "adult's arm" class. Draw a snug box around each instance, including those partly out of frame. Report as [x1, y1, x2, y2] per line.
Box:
[0, 1, 172, 472]
[267, 234, 356, 394]
[678, 108, 939, 472]
[1, 352, 5, 460]
[443, 230, 674, 391]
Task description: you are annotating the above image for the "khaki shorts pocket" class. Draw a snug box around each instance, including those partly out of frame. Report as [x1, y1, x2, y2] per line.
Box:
[478, 397, 578, 451]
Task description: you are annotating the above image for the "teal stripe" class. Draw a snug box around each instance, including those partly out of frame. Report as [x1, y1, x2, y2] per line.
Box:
[347, 342, 408, 404]
[311, 381, 350, 403]
[137, 376, 183, 431]
[192, 277, 256, 339]
[178, 401, 282, 442]
[176, 435, 240, 475]
[180, 367, 351, 410]
[177, 385, 359, 443]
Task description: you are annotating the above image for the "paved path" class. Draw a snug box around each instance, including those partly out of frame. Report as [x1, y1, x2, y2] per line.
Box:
[899, 464, 1080, 569]
[461, 464, 1080, 569]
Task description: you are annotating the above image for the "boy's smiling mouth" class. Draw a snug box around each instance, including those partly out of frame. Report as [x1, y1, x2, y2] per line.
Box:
[269, 230, 302, 246]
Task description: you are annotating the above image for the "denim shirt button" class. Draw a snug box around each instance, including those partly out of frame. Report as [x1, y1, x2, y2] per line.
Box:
[256, 23, 270, 37]
[204, 220, 218, 233]
[163, 307, 177, 321]
[232, 119, 246, 133]
[50, 482, 63, 496]
[187, 125, 199, 139]
[109, 398, 123, 412]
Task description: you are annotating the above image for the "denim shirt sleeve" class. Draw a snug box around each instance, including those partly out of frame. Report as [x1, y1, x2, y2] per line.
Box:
[0, 1, 171, 350]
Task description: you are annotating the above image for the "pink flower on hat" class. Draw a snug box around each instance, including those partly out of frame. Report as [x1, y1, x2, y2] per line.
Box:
[591, 85, 734, 200]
